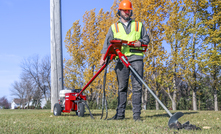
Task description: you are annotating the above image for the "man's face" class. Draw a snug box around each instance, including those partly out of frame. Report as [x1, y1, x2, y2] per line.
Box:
[120, 10, 131, 21]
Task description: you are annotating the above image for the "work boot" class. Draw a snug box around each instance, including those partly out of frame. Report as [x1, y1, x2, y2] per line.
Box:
[133, 116, 142, 122]
[107, 114, 125, 120]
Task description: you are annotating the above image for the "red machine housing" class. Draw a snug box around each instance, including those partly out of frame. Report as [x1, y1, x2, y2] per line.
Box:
[59, 92, 86, 113]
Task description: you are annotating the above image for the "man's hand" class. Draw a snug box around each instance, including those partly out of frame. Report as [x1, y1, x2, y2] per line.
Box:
[134, 41, 141, 47]
[100, 54, 106, 66]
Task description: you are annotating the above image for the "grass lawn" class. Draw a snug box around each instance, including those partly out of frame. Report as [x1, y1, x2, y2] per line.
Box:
[0, 109, 220, 133]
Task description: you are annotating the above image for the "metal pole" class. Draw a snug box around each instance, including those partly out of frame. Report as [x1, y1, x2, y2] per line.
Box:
[50, 0, 63, 112]
[128, 65, 173, 117]
[120, 55, 173, 117]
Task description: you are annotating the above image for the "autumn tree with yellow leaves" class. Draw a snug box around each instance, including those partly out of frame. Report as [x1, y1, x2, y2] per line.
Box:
[176, 0, 209, 111]
[131, 0, 168, 110]
[64, 2, 120, 107]
[163, 0, 187, 110]
[200, 0, 221, 111]
[63, 0, 221, 111]
[64, 20, 85, 89]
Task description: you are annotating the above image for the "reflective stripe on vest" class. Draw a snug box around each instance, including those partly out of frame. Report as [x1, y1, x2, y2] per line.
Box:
[111, 20, 143, 56]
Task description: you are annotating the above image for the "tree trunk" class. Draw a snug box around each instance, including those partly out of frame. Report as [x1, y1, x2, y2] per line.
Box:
[172, 43, 178, 111]
[172, 67, 177, 111]
[192, 89, 197, 111]
[97, 93, 100, 109]
[27, 104, 29, 109]
[144, 88, 148, 110]
[198, 95, 201, 110]
[166, 87, 176, 111]
[44, 94, 47, 105]
[141, 88, 145, 110]
[155, 91, 159, 110]
[214, 89, 218, 111]
[172, 90, 176, 110]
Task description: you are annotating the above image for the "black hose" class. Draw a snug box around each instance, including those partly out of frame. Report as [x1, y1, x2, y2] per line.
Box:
[101, 57, 110, 119]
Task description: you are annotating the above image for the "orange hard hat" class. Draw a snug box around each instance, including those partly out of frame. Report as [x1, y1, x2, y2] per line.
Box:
[118, 0, 133, 10]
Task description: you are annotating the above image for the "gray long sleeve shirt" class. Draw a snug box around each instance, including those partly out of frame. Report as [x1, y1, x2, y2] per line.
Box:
[101, 19, 150, 62]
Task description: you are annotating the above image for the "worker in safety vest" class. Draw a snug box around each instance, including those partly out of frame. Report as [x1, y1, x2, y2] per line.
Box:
[100, 0, 150, 121]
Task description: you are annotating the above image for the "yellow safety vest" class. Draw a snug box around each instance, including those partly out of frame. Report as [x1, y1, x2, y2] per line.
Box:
[111, 20, 143, 56]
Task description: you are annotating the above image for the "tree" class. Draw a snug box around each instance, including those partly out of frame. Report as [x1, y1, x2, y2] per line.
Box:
[20, 55, 51, 102]
[40, 55, 51, 98]
[64, 20, 85, 89]
[131, 0, 168, 110]
[163, 0, 187, 110]
[0, 96, 10, 109]
[11, 81, 26, 108]
[200, 0, 221, 111]
[20, 73, 35, 109]
[61, 0, 221, 111]
[174, 0, 208, 111]
[64, 8, 114, 105]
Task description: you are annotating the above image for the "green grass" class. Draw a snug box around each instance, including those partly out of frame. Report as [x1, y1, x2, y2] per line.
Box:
[0, 109, 220, 133]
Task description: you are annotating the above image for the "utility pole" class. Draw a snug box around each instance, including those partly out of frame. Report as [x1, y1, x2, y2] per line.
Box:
[50, 0, 63, 112]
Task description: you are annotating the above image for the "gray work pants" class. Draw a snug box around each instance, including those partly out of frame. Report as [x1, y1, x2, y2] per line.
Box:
[115, 59, 143, 117]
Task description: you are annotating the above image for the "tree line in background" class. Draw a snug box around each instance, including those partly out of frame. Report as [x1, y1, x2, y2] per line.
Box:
[6, 0, 220, 111]
[64, 0, 221, 111]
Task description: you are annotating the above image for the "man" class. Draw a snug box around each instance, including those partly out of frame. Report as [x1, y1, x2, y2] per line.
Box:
[100, 0, 150, 121]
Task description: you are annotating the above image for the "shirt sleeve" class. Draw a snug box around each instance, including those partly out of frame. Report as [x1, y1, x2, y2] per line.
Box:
[138, 24, 150, 45]
[101, 27, 114, 54]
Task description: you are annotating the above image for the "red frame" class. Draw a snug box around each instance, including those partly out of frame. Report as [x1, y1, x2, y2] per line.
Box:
[61, 92, 86, 113]
[77, 40, 147, 98]
[62, 40, 147, 113]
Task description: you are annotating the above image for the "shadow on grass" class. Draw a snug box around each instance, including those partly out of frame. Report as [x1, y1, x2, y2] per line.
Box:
[143, 111, 199, 119]
[60, 113, 102, 117]
[84, 113, 103, 117]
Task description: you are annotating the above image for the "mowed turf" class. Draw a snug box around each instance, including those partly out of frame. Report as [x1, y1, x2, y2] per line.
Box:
[0, 109, 220, 133]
